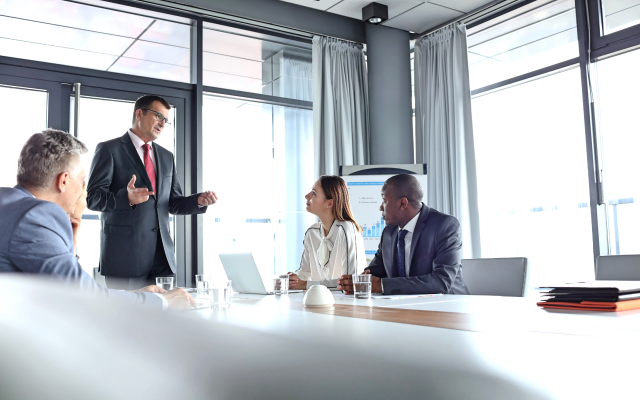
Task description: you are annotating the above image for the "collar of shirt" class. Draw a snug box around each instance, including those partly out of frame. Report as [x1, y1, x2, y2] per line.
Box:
[127, 129, 156, 167]
[399, 209, 421, 233]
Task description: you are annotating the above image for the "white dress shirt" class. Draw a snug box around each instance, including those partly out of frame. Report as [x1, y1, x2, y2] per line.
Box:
[296, 220, 367, 287]
[399, 209, 421, 277]
[127, 130, 156, 170]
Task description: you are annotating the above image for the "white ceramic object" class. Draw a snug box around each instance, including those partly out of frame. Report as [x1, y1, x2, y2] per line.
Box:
[303, 285, 335, 307]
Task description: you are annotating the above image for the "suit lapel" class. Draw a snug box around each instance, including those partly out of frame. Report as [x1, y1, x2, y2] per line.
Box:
[120, 132, 153, 192]
[153, 144, 162, 195]
[383, 227, 399, 278]
[408, 204, 430, 274]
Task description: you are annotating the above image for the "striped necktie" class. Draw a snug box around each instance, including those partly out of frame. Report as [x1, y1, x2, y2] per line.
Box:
[142, 143, 156, 194]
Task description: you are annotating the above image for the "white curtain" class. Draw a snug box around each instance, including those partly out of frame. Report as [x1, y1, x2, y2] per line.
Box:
[312, 36, 370, 176]
[414, 23, 481, 258]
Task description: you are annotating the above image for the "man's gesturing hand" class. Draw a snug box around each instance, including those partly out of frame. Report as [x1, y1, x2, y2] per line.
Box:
[162, 288, 196, 311]
[127, 174, 154, 205]
[198, 191, 218, 207]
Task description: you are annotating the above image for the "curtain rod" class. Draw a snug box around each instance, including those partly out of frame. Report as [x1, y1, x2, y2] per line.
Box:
[412, 0, 527, 40]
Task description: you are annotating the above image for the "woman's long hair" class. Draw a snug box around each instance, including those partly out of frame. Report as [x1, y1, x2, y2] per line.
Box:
[319, 175, 363, 233]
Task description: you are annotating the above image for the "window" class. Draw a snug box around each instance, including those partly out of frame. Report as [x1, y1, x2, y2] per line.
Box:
[0, 0, 192, 82]
[0, 85, 48, 188]
[601, 0, 640, 34]
[203, 23, 312, 101]
[594, 48, 640, 254]
[472, 67, 594, 289]
[202, 95, 314, 285]
[467, 0, 579, 90]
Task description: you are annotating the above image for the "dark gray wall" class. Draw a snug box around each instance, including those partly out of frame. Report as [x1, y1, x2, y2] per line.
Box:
[160, 0, 366, 43]
[365, 23, 414, 164]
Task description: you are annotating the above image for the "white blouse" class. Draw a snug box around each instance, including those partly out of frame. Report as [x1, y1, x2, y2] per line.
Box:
[295, 220, 367, 288]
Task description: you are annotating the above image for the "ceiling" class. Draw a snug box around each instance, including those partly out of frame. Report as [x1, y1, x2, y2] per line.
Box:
[278, 0, 498, 34]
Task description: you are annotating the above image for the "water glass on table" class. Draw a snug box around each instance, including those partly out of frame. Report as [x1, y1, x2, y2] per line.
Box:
[273, 274, 289, 295]
[352, 274, 372, 299]
[195, 275, 210, 306]
[156, 277, 174, 292]
[210, 280, 232, 311]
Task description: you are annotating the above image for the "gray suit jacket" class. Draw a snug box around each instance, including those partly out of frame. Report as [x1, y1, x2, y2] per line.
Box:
[87, 132, 206, 277]
[0, 186, 162, 308]
[366, 204, 469, 295]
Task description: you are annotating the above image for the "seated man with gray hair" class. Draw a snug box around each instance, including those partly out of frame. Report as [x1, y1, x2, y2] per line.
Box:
[338, 174, 469, 295]
[0, 129, 195, 311]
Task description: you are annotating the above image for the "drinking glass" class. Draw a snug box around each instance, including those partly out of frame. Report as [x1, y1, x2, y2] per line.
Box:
[352, 274, 372, 299]
[273, 274, 289, 295]
[211, 280, 232, 311]
[195, 275, 210, 307]
[156, 277, 174, 292]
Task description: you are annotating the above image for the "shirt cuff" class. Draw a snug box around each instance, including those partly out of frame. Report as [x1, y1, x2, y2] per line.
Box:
[198, 204, 204, 208]
[380, 279, 385, 294]
[154, 293, 168, 311]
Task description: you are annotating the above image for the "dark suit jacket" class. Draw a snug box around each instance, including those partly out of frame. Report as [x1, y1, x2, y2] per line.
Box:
[87, 132, 206, 277]
[0, 186, 161, 308]
[366, 203, 469, 295]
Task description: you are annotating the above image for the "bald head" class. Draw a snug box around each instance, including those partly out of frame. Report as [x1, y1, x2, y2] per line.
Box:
[381, 174, 423, 209]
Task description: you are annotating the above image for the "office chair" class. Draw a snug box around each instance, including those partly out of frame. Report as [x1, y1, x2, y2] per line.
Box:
[595, 254, 640, 280]
[461, 257, 528, 297]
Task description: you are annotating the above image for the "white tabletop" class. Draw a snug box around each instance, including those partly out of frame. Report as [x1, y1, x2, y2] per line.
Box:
[3, 276, 640, 400]
[190, 291, 640, 399]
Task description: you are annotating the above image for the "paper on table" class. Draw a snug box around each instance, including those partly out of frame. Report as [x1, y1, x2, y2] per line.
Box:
[371, 294, 443, 300]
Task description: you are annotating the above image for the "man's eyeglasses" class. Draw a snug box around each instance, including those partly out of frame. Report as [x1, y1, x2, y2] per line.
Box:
[141, 109, 171, 125]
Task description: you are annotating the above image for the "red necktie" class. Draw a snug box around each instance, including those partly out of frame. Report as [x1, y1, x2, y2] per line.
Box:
[142, 144, 156, 194]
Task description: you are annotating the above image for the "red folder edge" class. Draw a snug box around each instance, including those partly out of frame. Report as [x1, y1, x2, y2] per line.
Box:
[537, 298, 640, 311]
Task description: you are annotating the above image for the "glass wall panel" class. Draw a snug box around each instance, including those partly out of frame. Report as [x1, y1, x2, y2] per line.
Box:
[594, 48, 640, 254]
[467, 0, 579, 90]
[0, 85, 48, 188]
[73, 96, 176, 275]
[202, 95, 314, 286]
[602, 0, 640, 34]
[203, 23, 312, 101]
[0, 0, 191, 82]
[472, 67, 593, 291]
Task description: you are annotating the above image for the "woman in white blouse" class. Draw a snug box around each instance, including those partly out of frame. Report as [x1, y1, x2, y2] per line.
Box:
[288, 175, 367, 289]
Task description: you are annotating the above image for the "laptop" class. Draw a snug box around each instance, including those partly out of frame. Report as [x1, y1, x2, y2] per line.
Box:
[219, 252, 303, 295]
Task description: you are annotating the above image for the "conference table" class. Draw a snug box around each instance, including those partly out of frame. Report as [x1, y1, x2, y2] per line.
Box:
[4, 275, 640, 400]
[192, 291, 640, 399]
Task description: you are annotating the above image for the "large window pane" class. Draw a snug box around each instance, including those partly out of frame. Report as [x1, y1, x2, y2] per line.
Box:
[202, 95, 314, 286]
[594, 48, 640, 254]
[73, 96, 176, 275]
[467, 0, 578, 90]
[472, 67, 593, 291]
[0, 85, 48, 188]
[203, 23, 312, 101]
[602, 0, 640, 34]
[0, 0, 191, 82]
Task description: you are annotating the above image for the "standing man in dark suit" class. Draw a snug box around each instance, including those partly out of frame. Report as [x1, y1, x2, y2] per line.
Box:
[338, 174, 469, 295]
[87, 95, 217, 290]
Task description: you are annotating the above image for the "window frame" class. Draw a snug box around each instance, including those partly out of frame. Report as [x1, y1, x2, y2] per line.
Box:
[0, 0, 314, 287]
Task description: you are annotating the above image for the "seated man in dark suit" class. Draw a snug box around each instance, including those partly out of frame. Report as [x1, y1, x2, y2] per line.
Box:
[0, 129, 195, 311]
[338, 174, 469, 295]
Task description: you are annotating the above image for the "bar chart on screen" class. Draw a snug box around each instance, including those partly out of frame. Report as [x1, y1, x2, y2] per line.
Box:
[344, 179, 387, 263]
